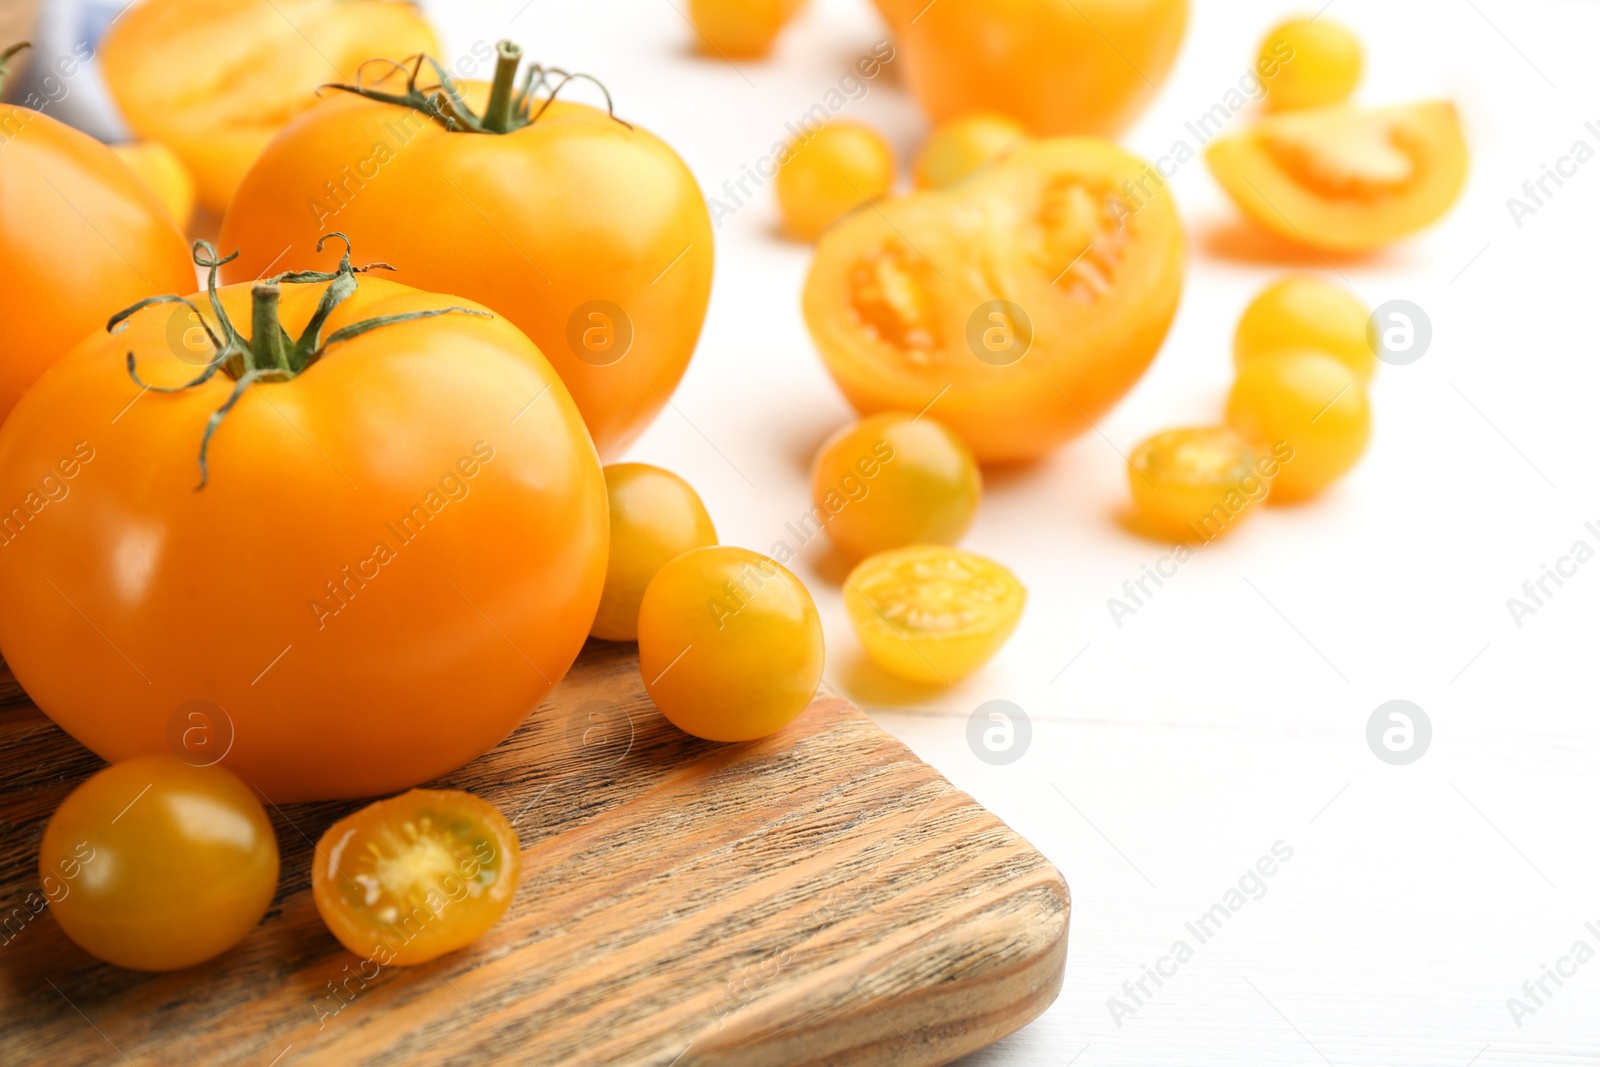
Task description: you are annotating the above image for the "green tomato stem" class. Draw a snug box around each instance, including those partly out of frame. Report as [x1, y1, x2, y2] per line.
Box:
[0, 42, 30, 97]
[482, 40, 524, 135]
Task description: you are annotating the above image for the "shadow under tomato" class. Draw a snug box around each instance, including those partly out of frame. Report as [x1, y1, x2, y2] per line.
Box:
[833, 648, 954, 710]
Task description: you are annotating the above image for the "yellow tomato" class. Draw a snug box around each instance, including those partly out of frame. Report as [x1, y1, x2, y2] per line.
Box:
[812, 412, 981, 560]
[689, 0, 806, 58]
[111, 141, 197, 230]
[100, 0, 440, 215]
[1235, 275, 1375, 381]
[776, 121, 895, 241]
[1259, 17, 1363, 112]
[1128, 427, 1274, 542]
[844, 545, 1024, 685]
[1226, 350, 1369, 502]
[39, 756, 279, 971]
[638, 546, 824, 741]
[913, 112, 1029, 189]
[1207, 101, 1467, 252]
[592, 464, 718, 642]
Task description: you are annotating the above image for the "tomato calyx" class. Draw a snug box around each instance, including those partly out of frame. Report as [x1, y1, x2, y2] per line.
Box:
[0, 42, 29, 96]
[107, 233, 489, 489]
[322, 39, 630, 137]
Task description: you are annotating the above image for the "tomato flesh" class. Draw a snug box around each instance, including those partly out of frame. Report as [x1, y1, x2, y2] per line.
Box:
[312, 789, 520, 966]
[1129, 427, 1269, 542]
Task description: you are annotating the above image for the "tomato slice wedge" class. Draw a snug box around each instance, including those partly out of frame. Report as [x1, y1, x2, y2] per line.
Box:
[312, 789, 520, 965]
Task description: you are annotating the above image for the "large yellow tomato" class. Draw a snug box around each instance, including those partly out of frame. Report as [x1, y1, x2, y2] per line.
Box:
[100, 0, 440, 216]
[218, 44, 713, 459]
[0, 243, 607, 802]
[0, 45, 195, 426]
[874, 0, 1187, 137]
[804, 138, 1185, 464]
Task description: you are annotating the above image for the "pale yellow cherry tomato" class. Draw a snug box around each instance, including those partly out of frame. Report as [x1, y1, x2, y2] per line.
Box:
[1235, 275, 1375, 381]
[812, 412, 981, 560]
[1259, 17, 1363, 112]
[776, 121, 895, 241]
[689, 0, 805, 58]
[1226, 349, 1369, 502]
[638, 547, 824, 741]
[111, 141, 197, 230]
[1128, 427, 1269, 542]
[913, 112, 1028, 189]
[845, 545, 1024, 685]
[591, 464, 718, 642]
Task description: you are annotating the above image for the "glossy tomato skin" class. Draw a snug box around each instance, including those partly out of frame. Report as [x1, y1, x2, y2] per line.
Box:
[100, 0, 440, 215]
[312, 789, 520, 966]
[876, 0, 1187, 138]
[0, 277, 607, 802]
[0, 105, 195, 425]
[40, 756, 279, 971]
[218, 90, 714, 460]
[805, 137, 1185, 464]
[592, 464, 717, 642]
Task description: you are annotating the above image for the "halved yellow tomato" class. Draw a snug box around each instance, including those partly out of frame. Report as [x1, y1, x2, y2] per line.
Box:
[1206, 102, 1467, 252]
[805, 137, 1185, 464]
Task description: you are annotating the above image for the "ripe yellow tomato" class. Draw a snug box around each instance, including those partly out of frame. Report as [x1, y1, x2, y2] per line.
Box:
[914, 112, 1029, 189]
[806, 137, 1185, 464]
[1207, 102, 1467, 252]
[812, 412, 981, 560]
[312, 789, 520, 966]
[39, 756, 279, 971]
[1235, 275, 1375, 381]
[0, 248, 607, 802]
[592, 464, 718, 642]
[0, 46, 195, 426]
[1129, 427, 1273, 542]
[875, 0, 1187, 137]
[1226, 350, 1369, 502]
[689, 0, 806, 58]
[218, 51, 713, 459]
[111, 142, 198, 231]
[776, 121, 896, 241]
[844, 545, 1024, 685]
[638, 546, 824, 742]
[100, 0, 440, 215]
[1259, 17, 1363, 112]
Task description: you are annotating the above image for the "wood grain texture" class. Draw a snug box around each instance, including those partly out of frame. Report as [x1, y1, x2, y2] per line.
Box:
[0, 642, 1069, 1066]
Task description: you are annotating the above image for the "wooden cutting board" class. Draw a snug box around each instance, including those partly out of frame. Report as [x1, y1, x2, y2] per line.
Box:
[0, 642, 1069, 1066]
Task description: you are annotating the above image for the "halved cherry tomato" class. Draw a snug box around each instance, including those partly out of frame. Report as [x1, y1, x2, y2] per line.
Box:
[0, 44, 195, 425]
[844, 545, 1024, 685]
[805, 137, 1185, 464]
[40, 755, 279, 971]
[914, 112, 1029, 190]
[1235, 275, 1375, 381]
[1226, 350, 1369, 502]
[111, 141, 197, 230]
[592, 463, 717, 642]
[100, 0, 439, 215]
[776, 121, 896, 241]
[1128, 427, 1269, 542]
[875, 0, 1187, 137]
[1259, 17, 1363, 112]
[812, 412, 981, 560]
[0, 242, 607, 802]
[218, 44, 713, 459]
[312, 789, 519, 966]
[689, 0, 806, 58]
[638, 546, 824, 741]
[1207, 101, 1467, 252]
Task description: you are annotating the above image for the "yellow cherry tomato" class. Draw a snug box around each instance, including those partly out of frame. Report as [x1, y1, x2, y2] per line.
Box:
[1235, 275, 1375, 382]
[913, 112, 1028, 189]
[1226, 350, 1369, 503]
[1259, 17, 1363, 112]
[638, 546, 824, 741]
[812, 412, 981, 560]
[1128, 427, 1276, 542]
[111, 141, 197, 230]
[844, 545, 1024, 686]
[776, 121, 895, 241]
[592, 464, 718, 642]
[312, 789, 520, 966]
[689, 0, 805, 58]
[39, 756, 279, 971]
